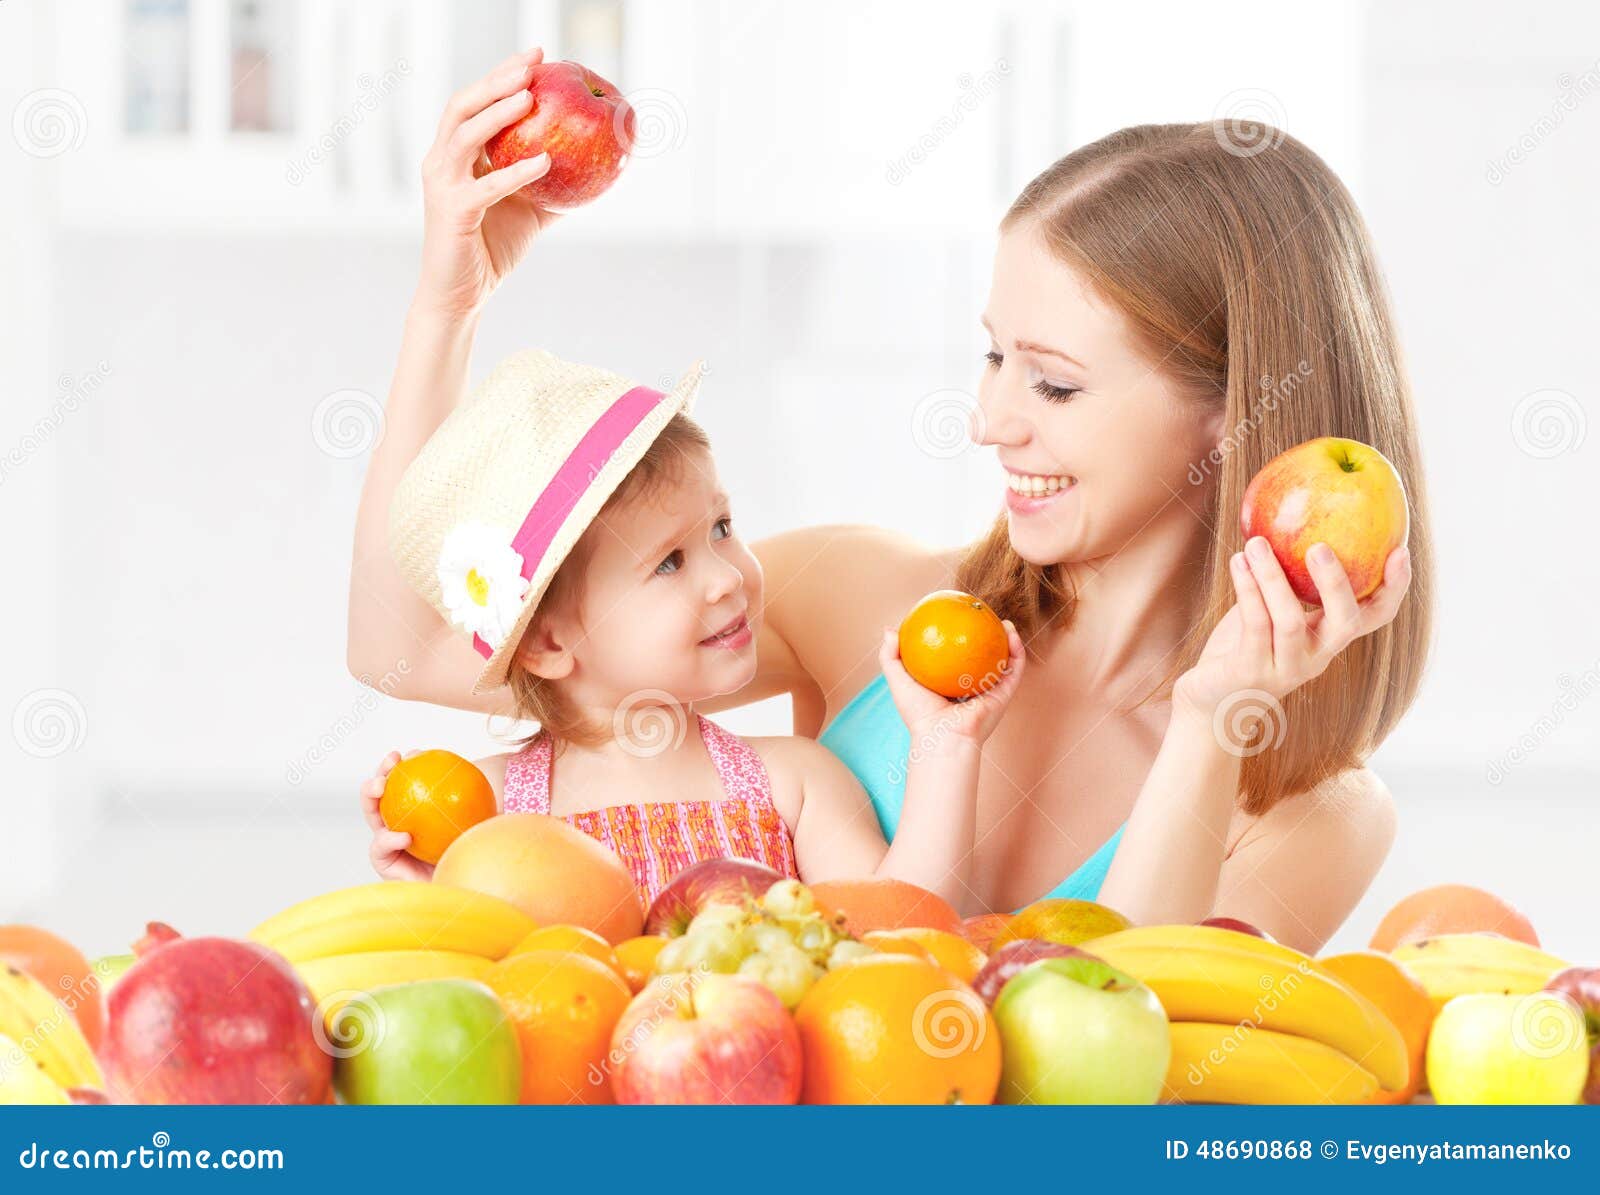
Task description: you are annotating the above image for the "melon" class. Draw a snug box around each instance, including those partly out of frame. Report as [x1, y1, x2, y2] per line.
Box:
[434, 814, 644, 944]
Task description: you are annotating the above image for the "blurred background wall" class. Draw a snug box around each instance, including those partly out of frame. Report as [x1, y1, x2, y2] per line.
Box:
[1, 0, 1595, 956]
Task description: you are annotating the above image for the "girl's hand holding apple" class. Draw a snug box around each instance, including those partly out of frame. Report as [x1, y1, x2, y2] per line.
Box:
[415, 47, 562, 321]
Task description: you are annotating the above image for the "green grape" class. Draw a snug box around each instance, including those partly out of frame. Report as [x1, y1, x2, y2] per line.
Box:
[678, 924, 748, 974]
[826, 939, 875, 969]
[793, 917, 835, 959]
[655, 936, 694, 973]
[687, 903, 747, 936]
[747, 923, 794, 955]
[740, 945, 815, 1008]
[761, 879, 815, 917]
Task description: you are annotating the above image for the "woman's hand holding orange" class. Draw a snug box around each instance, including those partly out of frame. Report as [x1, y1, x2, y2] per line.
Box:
[879, 618, 1026, 749]
[1175, 535, 1412, 719]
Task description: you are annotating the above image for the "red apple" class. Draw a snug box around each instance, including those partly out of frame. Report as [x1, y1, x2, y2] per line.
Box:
[1545, 966, 1600, 1104]
[1199, 916, 1273, 941]
[961, 913, 1012, 954]
[101, 923, 331, 1105]
[485, 60, 634, 210]
[609, 972, 801, 1104]
[971, 939, 1091, 1006]
[1240, 436, 1407, 605]
[644, 857, 785, 937]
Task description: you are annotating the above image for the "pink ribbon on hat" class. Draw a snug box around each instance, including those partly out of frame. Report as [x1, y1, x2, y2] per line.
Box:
[472, 383, 667, 659]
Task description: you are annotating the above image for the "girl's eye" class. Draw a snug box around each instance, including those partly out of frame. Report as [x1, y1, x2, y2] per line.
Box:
[711, 516, 732, 541]
[983, 350, 1003, 369]
[655, 549, 685, 576]
[1031, 379, 1082, 403]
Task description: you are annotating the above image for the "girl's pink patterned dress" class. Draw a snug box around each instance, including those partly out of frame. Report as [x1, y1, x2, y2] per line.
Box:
[501, 715, 799, 905]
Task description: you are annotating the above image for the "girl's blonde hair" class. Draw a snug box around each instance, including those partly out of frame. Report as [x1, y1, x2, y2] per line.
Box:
[506, 413, 712, 747]
[956, 122, 1434, 815]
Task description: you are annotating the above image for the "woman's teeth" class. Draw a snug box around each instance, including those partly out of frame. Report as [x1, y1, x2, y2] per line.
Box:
[1006, 472, 1075, 497]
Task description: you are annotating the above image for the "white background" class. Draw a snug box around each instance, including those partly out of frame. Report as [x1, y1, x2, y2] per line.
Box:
[1, 0, 1595, 958]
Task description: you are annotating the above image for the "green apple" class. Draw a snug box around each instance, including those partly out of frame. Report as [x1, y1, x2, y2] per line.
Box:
[1427, 992, 1588, 1105]
[332, 979, 521, 1105]
[992, 955, 1169, 1104]
[90, 953, 136, 993]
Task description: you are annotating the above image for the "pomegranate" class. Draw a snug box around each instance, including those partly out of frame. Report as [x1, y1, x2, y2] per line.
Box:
[101, 922, 331, 1105]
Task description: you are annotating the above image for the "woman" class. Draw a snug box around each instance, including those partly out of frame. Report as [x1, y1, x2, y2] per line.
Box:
[347, 49, 1430, 953]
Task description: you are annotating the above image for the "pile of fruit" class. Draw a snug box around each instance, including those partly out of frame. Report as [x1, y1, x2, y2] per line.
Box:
[2, 817, 1595, 1105]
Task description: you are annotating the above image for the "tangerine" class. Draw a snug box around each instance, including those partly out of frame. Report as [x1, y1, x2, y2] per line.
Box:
[1320, 950, 1434, 1104]
[506, 925, 623, 977]
[485, 949, 633, 1104]
[866, 928, 986, 982]
[1368, 884, 1539, 952]
[795, 955, 1000, 1104]
[614, 936, 668, 992]
[810, 877, 963, 936]
[0, 925, 103, 1049]
[897, 590, 1009, 699]
[378, 750, 497, 865]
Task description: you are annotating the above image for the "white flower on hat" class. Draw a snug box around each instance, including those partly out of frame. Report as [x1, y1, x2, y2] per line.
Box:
[436, 523, 530, 650]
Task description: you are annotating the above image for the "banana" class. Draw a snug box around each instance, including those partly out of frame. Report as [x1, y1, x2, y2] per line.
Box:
[293, 950, 496, 1012]
[250, 882, 535, 963]
[1087, 926, 1409, 1092]
[1390, 934, 1569, 1013]
[0, 1032, 71, 1105]
[0, 964, 104, 1091]
[1164, 1021, 1379, 1104]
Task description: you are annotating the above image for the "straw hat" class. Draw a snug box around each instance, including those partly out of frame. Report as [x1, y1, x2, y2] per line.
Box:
[389, 349, 704, 694]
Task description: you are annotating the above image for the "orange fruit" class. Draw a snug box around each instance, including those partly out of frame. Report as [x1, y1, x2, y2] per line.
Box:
[614, 936, 668, 993]
[378, 750, 497, 865]
[1368, 884, 1539, 952]
[507, 925, 623, 977]
[485, 949, 633, 1104]
[0, 925, 103, 1049]
[867, 928, 986, 982]
[862, 931, 936, 964]
[1320, 950, 1434, 1104]
[897, 590, 1009, 699]
[435, 813, 644, 944]
[810, 878, 963, 937]
[795, 955, 1000, 1104]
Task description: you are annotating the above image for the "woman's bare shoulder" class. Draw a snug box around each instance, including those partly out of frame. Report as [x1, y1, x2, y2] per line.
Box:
[754, 524, 956, 628]
[1228, 766, 1397, 854]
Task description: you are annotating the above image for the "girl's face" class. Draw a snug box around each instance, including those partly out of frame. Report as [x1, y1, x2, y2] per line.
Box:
[977, 223, 1223, 568]
[543, 449, 762, 716]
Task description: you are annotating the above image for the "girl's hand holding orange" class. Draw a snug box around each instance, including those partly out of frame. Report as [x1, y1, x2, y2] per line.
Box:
[882, 590, 1026, 746]
[360, 749, 499, 882]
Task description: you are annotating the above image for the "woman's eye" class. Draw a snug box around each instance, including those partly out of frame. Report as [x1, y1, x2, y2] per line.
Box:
[983, 350, 1003, 369]
[655, 549, 685, 575]
[711, 516, 732, 541]
[1031, 379, 1081, 403]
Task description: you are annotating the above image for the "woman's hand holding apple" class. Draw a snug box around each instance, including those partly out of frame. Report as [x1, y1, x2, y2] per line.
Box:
[415, 47, 562, 321]
[1173, 535, 1412, 722]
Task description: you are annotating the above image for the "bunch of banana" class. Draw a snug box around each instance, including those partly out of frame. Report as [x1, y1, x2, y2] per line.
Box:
[249, 881, 535, 964]
[1390, 934, 1569, 1013]
[0, 1031, 71, 1106]
[1087, 925, 1405, 1103]
[1164, 1022, 1378, 1104]
[0, 964, 104, 1091]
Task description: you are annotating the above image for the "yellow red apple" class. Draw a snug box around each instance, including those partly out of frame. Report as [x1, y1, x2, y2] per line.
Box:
[609, 972, 802, 1104]
[1545, 967, 1600, 1103]
[485, 60, 634, 210]
[1240, 436, 1407, 605]
[1426, 992, 1588, 1104]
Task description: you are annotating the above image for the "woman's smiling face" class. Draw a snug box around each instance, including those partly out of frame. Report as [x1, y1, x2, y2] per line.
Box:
[977, 221, 1224, 568]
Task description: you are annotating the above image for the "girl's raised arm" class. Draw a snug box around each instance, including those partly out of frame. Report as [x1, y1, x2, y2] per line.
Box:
[346, 47, 559, 710]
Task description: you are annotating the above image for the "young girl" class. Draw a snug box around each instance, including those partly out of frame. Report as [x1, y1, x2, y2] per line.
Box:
[360, 348, 1024, 906]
